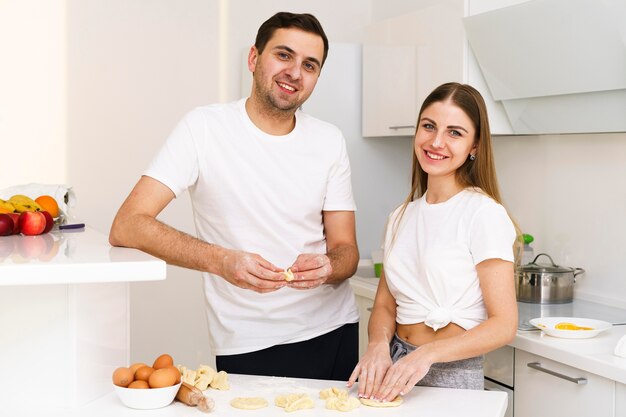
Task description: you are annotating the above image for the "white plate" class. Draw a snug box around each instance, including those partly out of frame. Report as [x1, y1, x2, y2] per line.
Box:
[529, 317, 612, 339]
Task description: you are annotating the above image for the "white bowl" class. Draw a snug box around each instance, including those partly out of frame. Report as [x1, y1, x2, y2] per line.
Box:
[114, 382, 182, 409]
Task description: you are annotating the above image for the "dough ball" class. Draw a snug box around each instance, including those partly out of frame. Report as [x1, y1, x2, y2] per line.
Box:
[230, 397, 269, 410]
[283, 268, 295, 282]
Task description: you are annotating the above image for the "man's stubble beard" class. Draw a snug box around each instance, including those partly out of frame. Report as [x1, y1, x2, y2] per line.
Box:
[252, 69, 307, 117]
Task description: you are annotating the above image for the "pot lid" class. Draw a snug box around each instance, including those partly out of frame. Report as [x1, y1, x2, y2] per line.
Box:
[520, 253, 576, 273]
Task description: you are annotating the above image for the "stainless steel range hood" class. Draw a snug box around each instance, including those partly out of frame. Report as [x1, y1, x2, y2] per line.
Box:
[463, 0, 626, 135]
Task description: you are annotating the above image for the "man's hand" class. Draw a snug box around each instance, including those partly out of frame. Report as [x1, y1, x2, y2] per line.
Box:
[220, 249, 286, 293]
[286, 253, 333, 289]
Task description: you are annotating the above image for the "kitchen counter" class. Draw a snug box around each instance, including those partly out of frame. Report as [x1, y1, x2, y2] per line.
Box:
[0, 227, 166, 409]
[8, 373, 507, 417]
[350, 275, 626, 384]
[0, 227, 165, 285]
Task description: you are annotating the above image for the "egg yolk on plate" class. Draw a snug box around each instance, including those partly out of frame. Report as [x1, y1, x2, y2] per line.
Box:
[554, 322, 594, 331]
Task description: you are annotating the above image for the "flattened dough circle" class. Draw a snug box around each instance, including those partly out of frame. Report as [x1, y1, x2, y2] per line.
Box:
[359, 396, 403, 408]
[230, 397, 269, 410]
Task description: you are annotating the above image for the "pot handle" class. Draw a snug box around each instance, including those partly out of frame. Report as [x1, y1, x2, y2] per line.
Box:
[573, 267, 585, 282]
[530, 253, 556, 266]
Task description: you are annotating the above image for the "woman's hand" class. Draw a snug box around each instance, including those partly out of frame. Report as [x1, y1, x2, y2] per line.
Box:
[373, 348, 433, 402]
[346, 342, 392, 400]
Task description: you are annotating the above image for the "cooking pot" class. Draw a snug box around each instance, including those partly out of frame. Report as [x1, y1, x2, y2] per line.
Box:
[515, 253, 585, 304]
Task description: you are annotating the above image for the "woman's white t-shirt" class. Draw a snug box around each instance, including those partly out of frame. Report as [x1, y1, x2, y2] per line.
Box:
[383, 188, 516, 331]
[145, 99, 359, 355]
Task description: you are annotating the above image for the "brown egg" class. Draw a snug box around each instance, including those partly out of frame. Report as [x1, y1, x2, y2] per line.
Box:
[129, 362, 148, 375]
[148, 367, 179, 388]
[152, 353, 174, 370]
[127, 380, 150, 389]
[167, 366, 181, 384]
[112, 367, 134, 387]
[134, 366, 155, 382]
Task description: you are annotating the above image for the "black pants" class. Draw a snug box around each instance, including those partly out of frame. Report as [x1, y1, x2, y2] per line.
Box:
[216, 322, 358, 381]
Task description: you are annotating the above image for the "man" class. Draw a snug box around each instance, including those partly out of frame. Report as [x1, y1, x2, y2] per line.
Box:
[109, 12, 360, 380]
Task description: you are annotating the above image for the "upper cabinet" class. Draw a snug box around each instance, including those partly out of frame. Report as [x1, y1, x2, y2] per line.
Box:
[362, 0, 513, 137]
[363, 0, 626, 136]
[465, 0, 626, 135]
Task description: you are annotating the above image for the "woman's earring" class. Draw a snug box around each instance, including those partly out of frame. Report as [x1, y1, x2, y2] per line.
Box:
[469, 154, 476, 161]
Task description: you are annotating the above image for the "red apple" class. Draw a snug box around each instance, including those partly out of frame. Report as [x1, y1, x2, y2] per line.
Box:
[0, 213, 14, 236]
[41, 211, 54, 233]
[18, 211, 46, 236]
[6, 213, 20, 234]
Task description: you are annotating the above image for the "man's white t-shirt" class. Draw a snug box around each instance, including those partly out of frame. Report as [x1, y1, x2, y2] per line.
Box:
[145, 98, 359, 355]
[383, 188, 516, 331]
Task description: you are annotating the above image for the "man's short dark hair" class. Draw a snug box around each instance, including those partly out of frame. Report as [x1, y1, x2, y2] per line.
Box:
[255, 12, 329, 67]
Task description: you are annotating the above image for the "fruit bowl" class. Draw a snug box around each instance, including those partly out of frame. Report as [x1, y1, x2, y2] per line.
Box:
[114, 381, 181, 409]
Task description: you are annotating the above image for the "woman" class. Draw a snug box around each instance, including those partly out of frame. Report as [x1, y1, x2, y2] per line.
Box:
[347, 83, 518, 401]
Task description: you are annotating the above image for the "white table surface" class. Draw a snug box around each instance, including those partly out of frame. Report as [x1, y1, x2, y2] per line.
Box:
[0, 227, 166, 285]
[9, 374, 507, 417]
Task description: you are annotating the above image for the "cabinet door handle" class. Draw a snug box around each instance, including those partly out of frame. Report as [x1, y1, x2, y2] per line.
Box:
[388, 125, 415, 130]
[527, 362, 588, 385]
[366, 307, 373, 312]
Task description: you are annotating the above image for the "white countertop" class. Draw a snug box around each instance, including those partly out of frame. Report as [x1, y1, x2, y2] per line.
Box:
[350, 275, 626, 384]
[10, 373, 507, 417]
[0, 227, 166, 285]
[512, 324, 626, 384]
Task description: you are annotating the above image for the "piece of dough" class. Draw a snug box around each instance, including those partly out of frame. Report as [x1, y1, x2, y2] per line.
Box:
[319, 387, 347, 400]
[210, 370, 230, 390]
[230, 397, 269, 410]
[283, 268, 295, 282]
[359, 396, 403, 408]
[285, 396, 314, 412]
[275, 393, 308, 408]
[275, 393, 314, 412]
[325, 396, 360, 412]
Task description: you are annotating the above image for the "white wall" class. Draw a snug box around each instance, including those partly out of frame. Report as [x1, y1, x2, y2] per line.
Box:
[493, 133, 626, 306]
[0, 1, 67, 187]
[65, 0, 220, 367]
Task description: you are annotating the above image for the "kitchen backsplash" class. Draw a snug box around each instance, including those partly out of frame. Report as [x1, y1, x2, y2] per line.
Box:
[493, 132, 626, 307]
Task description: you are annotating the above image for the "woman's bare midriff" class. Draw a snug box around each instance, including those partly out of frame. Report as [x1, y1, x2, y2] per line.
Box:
[397, 322, 466, 346]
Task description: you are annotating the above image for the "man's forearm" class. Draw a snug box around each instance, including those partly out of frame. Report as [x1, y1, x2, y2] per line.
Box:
[326, 243, 359, 284]
[110, 213, 226, 276]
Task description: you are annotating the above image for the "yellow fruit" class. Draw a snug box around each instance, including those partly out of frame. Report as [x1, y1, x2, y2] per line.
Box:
[35, 195, 60, 218]
[0, 199, 16, 213]
[8, 195, 42, 213]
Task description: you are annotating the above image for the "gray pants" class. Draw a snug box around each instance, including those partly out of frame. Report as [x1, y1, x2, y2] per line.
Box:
[390, 333, 484, 390]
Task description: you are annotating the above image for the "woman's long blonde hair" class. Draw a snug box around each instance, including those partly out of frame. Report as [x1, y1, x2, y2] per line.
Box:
[389, 82, 520, 260]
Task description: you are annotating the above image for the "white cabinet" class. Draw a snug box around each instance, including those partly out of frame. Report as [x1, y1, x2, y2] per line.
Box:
[362, 0, 466, 137]
[362, 45, 418, 137]
[514, 349, 614, 417]
[355, 294, 374, 358]
[362, 0, 520, 137]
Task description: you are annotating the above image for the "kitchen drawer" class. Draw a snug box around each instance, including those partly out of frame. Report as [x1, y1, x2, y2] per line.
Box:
[514, 349, 614, 417]
[484, 345, 514, 387]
